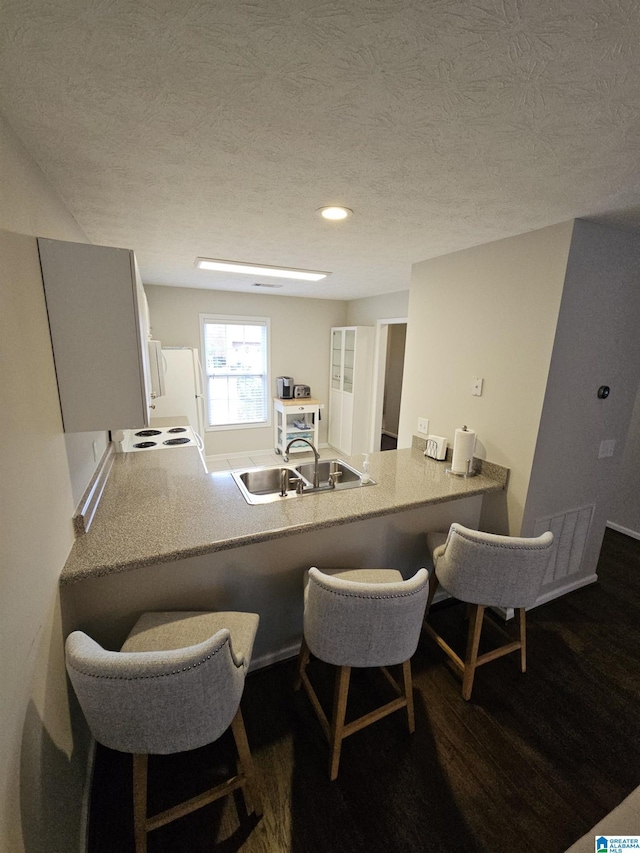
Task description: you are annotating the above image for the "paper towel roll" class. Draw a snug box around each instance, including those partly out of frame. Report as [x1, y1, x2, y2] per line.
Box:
[451, 427, 476, 474]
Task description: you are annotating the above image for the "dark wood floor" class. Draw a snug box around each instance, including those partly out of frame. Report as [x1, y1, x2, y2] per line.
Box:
[380, 433, 398, 451]
[88, 528, 640, 853]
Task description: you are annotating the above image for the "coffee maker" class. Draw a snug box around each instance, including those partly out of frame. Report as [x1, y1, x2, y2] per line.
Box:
[276, 376, 294, 398]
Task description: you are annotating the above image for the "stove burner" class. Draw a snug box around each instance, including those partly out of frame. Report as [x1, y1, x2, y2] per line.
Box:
[135, 429, 162, 437]
[167, 427, 187, 433]
[163, 437, 191, 446]
[133, 441, 158, 449]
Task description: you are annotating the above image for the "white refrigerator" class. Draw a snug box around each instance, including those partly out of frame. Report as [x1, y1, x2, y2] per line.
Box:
[152, 347, 206, 440]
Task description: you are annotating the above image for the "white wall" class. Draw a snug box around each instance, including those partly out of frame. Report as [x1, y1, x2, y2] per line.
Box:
[0, 116, 93, 852]
[145, 285, 347, 455]
[346, 289, 409, 325]
[521, 221, 640, 583]
[608, 382, 640, 538]
[399, 222, 574, 535]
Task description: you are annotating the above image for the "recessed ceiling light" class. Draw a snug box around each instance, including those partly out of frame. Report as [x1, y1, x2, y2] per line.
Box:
[318, 206, 353, 221]
[195, 258, 329, 281]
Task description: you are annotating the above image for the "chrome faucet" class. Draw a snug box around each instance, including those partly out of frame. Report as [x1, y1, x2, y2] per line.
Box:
[283, 438, 320, 488]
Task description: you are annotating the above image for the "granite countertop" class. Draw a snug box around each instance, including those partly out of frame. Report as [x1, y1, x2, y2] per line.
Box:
[61, 445, 506, 586]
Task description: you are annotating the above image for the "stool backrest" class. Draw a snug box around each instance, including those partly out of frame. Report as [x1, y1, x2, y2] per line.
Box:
[304, 568, 429, 668]
[65, 629, 246, 754]
[435, 524, 554, 608]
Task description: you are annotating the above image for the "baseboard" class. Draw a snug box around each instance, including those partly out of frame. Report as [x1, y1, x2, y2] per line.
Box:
[606, 521, 640, 541]
[534, 573, 599, 607]
[488, 574, 599, 621]
[249, 642, 300, 672]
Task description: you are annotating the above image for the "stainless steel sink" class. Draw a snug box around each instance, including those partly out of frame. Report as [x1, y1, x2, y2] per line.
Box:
[232, 466, 302, 504]
[237, 467, 296, 496]
[295, 459, 363, 487]
[232, 460, 375, 505]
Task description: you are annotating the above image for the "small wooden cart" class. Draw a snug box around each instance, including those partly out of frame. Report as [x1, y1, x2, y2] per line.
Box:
[273, 397, 324, 455]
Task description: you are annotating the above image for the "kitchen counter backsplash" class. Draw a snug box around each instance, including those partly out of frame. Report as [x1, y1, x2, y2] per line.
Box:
[411, 434, 509, 488]
[72, 416, 192, 536]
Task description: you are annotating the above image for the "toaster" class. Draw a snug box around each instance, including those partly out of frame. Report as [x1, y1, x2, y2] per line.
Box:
[293, 384, 311, 398]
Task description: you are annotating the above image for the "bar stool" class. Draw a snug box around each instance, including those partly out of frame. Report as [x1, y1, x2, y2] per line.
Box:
[423, 524, 554, 700]
[65, 610, 262, 852]
[295, 567, 429, 780]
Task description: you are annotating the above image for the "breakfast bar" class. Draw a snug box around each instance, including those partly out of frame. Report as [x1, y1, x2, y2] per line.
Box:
[60, 443, 508, 668]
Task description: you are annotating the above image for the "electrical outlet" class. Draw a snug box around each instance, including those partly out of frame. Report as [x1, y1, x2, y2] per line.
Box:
[598, 439, 615, 458]
[472, 377, 484, 396]
[417, 417, 429, 435]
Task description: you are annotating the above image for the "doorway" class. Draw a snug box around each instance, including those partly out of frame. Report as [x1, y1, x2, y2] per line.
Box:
[370, 318, 407, 452]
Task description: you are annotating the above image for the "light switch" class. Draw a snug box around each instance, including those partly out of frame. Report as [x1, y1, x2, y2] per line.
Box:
[472, 377, 484, 396]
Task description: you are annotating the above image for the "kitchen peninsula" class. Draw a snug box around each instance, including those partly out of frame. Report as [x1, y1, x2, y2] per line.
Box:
[60, 443, 507, 668]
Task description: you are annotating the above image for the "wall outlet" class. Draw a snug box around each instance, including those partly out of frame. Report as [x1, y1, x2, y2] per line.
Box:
[472, 377, 484, 396]
[598, 439, 615, 458]
[417, 417, 429, 435]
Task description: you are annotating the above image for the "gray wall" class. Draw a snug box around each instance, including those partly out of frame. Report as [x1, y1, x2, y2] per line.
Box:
[0, 116, 94, 853]
[346, 289, 409, 325]
[608, 382, 640, 537]
[521, 220, 640, 584]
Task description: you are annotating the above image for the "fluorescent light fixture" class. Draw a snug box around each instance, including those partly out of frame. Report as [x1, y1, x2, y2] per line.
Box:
[195, 258, 329, 281]
[318, 206, 353, 220]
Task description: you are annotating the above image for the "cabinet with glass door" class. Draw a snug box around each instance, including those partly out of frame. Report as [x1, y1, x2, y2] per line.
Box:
[328, 326, 374, 455]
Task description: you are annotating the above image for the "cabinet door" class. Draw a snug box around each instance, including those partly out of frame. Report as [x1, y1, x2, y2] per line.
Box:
[343, 328, 356, 394]
[38, 238, 151, 432]
[328, 388, 342, 450]
[340, 391, 354, 455]
[331, 328, 343, 390]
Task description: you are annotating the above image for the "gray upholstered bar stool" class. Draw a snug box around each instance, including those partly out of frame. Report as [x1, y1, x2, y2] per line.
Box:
[295, 567, 429, 780]
[423, 524, 554, 700]
[65, 610, 262, 853]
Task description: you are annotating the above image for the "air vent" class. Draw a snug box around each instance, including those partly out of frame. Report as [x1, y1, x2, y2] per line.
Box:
[533, 504, 594, 585]
[252, 282, 283, 288]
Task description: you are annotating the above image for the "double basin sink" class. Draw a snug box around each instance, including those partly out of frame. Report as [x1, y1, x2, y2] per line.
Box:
[232, 459, 375, 505]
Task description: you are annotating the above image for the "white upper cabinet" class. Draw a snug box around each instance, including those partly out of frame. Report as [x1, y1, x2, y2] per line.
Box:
[328, 326, 374, 455]
[37, 238, 153, 432]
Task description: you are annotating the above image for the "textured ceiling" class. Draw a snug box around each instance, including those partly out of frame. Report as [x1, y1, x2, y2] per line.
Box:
[2, 0, 640, 299]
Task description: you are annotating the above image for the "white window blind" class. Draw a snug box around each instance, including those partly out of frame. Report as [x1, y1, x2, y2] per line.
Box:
[201, 315, 270, 429]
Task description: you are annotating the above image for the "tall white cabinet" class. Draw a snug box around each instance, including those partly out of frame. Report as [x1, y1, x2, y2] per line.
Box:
[328, 326, 374, 455]
[38, 238, 154, 432]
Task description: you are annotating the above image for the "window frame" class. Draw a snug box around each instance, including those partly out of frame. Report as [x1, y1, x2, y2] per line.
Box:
[199, 313, 271, 432]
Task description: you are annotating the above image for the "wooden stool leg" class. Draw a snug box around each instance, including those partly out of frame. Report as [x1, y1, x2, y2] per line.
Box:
[294, 636, 311, 691]
[230, 706, 262, 817]
[518, 608, 527, 672]
[329, 666, 351, 781]
[462, 605, 484, 701]
[401, 659, 415, 733]
[132, 753, 148, 853]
